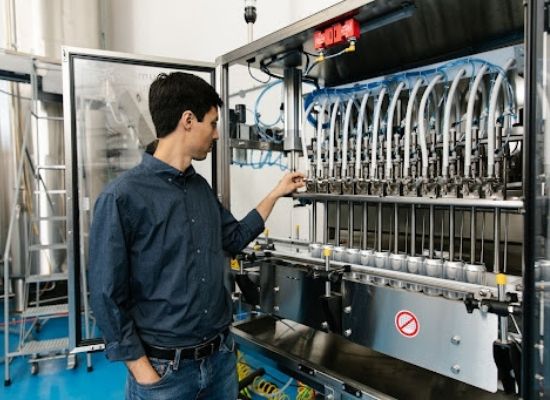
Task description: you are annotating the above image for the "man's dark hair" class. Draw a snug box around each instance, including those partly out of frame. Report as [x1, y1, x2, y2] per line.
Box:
[148, 72, 223, 138]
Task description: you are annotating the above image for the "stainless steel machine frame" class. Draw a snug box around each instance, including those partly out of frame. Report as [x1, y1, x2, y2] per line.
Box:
[214, 0, 547, 398]
[57, 0, 550, 398]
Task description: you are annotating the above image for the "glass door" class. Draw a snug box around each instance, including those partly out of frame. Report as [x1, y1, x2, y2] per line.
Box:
[62, 47, 215, 351]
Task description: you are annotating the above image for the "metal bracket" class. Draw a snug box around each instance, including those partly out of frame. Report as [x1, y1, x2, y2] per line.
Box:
[324, 385, 338, 400]
[297, 363, 315, 376]
[343, 382, 363, 398]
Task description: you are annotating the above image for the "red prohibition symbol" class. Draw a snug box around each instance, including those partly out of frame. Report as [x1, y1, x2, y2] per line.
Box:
[395, 310, 420, 338]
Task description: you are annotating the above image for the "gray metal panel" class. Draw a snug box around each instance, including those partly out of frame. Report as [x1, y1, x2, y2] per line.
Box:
[259, 261, 328, 329]
[342, 281, 499, 392]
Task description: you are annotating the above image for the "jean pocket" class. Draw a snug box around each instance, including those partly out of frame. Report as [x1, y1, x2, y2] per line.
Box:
[133, 358, 173, 388]
[219, 332, 236, 354]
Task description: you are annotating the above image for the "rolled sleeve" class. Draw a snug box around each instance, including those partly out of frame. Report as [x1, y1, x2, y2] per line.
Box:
[220, 206, 265, 256]
[88, 193, 145, 361]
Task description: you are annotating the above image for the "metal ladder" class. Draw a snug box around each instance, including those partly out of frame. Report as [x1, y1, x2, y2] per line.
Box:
[3, 57, 93, 386]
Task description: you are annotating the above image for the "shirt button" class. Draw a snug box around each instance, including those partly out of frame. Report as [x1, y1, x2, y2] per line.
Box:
[191, 218, 195, 223]
[197, 249, 201, 254]
[204, 309, 208, 314]
[203, 336, 207, 341]
[201, 278, 205, 282]
[168, 178, 172, 182]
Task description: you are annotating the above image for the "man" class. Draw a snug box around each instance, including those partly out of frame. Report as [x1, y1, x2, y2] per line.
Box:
[89, 72, 304, 400]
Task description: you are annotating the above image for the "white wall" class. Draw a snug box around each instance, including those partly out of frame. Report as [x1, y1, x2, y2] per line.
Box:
[108, 0, 294, 61]
[107, 0, 341, 61]
[287, 0, 342, 24]
[0, 0, 101, 58]
[106, 0, 341, 239]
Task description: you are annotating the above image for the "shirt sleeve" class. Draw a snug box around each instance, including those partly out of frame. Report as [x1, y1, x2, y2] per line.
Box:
[88, 192, 145, 361]
[219, 202, 265, 256]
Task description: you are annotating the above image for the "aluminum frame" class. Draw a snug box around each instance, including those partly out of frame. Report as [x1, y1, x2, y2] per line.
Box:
[62, 46, 215, 352]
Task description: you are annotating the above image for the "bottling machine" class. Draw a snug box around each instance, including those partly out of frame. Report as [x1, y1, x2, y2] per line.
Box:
[57, 0, 549, 399]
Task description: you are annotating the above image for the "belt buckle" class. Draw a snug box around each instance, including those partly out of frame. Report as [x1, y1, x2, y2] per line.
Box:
[194, 341, 215, 360]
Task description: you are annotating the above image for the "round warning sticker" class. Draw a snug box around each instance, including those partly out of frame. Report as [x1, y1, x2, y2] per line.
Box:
[395, 310, 419, 338]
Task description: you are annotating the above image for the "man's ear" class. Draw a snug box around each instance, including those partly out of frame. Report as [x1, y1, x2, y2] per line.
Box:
[179, 110, 194, 131]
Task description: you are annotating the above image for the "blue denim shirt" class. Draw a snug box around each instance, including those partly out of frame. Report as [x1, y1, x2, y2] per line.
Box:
[88, 153, 264, 361]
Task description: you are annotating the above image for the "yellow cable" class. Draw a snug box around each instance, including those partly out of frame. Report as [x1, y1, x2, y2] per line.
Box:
[252, 376, 289, 400]
[296, 382, 315, 400]
[237, 353, 253, 398]
[238, 352, 296, 400]
[345, 40, 356, 53]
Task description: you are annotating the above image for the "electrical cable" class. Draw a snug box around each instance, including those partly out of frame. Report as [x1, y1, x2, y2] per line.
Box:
[248, 62, 271, 84]
[304, 41, 356, 77]
[237, 353, 293, 400]
[253, 80, 284, 142]
[252, 376, 293, 399]
[259, 49, 319, 86]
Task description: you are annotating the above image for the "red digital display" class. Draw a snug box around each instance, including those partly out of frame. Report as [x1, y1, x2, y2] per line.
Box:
[313, 18, 360, 50]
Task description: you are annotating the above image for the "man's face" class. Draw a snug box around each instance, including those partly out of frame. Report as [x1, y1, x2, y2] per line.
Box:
[186, 106, 219, 161]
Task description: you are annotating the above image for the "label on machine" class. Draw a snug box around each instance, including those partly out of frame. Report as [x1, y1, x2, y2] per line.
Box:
[395, 310, 420, 338]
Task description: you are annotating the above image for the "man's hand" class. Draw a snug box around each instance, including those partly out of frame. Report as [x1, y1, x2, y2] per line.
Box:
[126, 356, 160, 385]
[256, 171, 305, 222]
[270, 171, 305, 198]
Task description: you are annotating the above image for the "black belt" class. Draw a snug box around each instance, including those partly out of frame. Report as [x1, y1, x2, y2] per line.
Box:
[143, 330, 228, 361]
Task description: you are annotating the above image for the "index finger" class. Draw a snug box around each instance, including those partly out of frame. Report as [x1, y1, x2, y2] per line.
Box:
[288, 171, 305, 178]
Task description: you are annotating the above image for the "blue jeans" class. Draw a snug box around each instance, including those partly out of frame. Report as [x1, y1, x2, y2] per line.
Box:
[126, 332, 238, 400]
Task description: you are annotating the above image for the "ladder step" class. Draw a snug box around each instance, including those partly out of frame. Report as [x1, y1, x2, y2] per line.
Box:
[29, 243, 67, 251]
[31, 216, 67, 222]
[26, 272, 68, 283]
[33, 189, 66, 195]
[15, 338, 69, 356]
[37, 165, 66, 170]
[21, 304, 68, 318]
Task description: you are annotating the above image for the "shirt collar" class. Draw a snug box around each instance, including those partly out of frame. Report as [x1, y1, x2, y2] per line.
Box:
[141, 152, 196, 181]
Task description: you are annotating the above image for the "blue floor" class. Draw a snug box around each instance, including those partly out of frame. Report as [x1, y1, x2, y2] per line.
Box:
[1, 303, 306, 399]
[1, 306, 126, 400]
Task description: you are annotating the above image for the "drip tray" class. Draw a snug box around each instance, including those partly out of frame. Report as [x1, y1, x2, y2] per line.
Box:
[232, 315, 518, 400]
